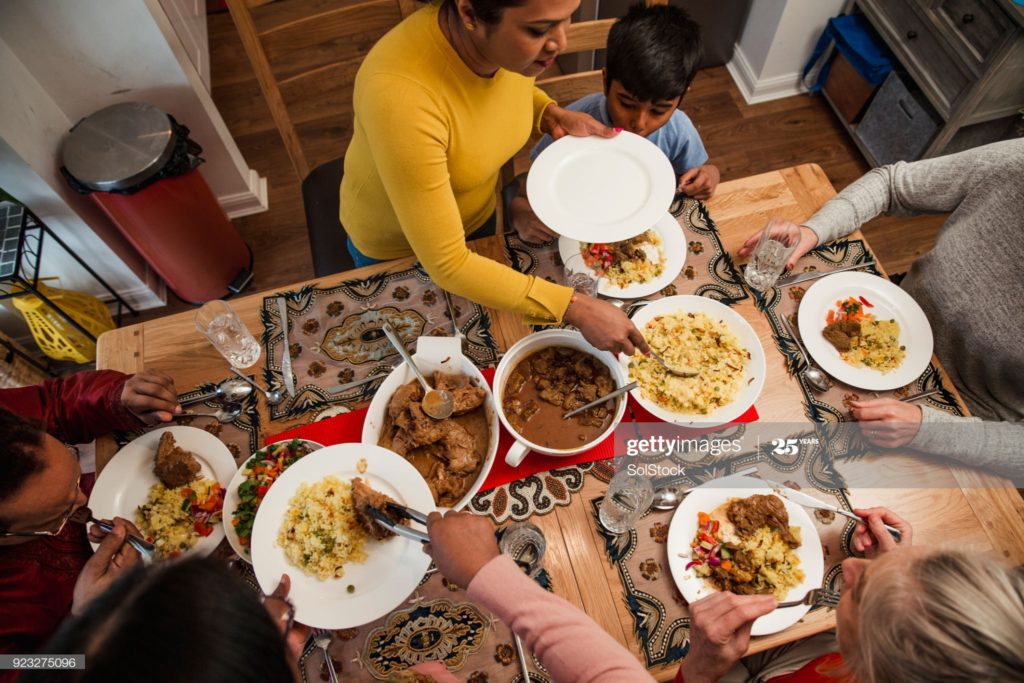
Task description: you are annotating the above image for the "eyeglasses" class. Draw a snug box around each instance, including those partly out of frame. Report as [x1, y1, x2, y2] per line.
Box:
[1, 446, 82, 538]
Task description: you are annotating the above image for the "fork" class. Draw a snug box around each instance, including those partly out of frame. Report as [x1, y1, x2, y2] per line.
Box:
[312, 628, 339, 683]
[776, 588, 841, 609]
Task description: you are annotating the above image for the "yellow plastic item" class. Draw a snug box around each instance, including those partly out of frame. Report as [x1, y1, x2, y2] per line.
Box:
[12, 278, 115, 363]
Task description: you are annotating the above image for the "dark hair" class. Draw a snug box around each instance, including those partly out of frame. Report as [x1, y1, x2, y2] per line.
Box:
[420, 0, 527, 26]
[606, 3, 703, 102]
[25, 558, 295, 683]
[0, 408, 46, 531]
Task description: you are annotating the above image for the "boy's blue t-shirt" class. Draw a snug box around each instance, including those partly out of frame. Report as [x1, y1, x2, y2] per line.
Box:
[531, 92, 709, 175]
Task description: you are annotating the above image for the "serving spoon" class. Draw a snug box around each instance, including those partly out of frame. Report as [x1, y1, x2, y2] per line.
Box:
[647, 349, 700, 378]
[381, 322, 454, 420]
[178, 377, 252, 406]
[780, 314, 832, 393]
[228, 367, 284, 406]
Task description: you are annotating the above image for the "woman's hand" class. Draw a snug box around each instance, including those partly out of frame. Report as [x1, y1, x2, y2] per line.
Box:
[851, 507, 913, 558]
[510, 196, 559, 244]
[680, 592, 777, 683]
[563, 295, 650, 356]
[737, 219, 819, 271]
[851, 398, 923, 448]
[678, 164, 721, 200]
[122, 370, 181, 424]
[72, 518, 142, 615]
[424, 510, 500, 588]
[541, 104, 617, 140]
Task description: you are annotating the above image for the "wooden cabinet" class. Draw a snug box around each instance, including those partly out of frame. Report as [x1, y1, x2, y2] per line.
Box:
[827, 0, 1024, 164]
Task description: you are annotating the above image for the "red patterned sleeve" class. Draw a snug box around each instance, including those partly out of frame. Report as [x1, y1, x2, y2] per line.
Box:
[0, 370, 143, 443]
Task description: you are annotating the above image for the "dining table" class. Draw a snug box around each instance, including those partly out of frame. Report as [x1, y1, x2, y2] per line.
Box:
[96, 163, 1024, 682]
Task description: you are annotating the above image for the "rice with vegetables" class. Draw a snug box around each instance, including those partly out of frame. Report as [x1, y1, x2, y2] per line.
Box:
[581, 229, 665, 288]
[688, 496, 803, 601]
[136, 479, 224, 559]
[629, 312, 749, 414]
[822, 296, 904, 373]
[277, 476, 368, 580]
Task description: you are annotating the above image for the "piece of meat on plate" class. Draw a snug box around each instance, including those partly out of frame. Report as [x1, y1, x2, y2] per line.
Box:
[433, 372, 486, 415]
[153, 432, 201, 488]
[351, 477, 407, 541]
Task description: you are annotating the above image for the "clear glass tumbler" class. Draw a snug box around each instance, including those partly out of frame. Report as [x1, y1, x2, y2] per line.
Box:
[195, 300, 261, 368]
[498, 521, 547, 578]
[563, 252, 599, 297]
[599, 468, 654, 534]
[744, 219, 802, 291]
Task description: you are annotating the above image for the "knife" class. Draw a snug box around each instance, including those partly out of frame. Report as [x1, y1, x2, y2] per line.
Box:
[327, 372, 389, 395]
[760, 477, 902, 542]
[277, 297, 295, 398]
[775, 260, 876, 287]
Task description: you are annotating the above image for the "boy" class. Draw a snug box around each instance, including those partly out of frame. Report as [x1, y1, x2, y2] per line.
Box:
[512, 3, 717, 243]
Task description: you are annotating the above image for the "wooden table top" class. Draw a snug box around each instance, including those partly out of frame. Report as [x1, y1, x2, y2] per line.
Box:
[96, 163, 1024, 680]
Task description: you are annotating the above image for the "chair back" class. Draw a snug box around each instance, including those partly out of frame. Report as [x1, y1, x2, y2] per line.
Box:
[225, 0, 419, 182]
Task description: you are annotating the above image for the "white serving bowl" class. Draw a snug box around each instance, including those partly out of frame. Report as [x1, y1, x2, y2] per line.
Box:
[493, 328, 628, 468]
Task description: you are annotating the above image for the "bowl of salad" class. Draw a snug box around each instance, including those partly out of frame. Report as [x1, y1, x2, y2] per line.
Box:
[223, 438, 323, 561]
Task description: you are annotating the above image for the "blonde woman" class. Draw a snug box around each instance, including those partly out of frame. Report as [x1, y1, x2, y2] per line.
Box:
[679, 508, 1024, 683]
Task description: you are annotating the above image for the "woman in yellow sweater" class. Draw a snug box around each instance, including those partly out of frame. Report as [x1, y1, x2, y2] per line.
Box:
[341, 0, 649, 355]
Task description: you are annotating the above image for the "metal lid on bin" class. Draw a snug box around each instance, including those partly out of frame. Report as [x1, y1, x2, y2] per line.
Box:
[61, 102, 176, 192]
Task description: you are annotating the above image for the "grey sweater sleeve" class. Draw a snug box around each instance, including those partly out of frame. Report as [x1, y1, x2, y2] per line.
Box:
[910, 406, 1023, 481]
[801, 143, 1005, 244]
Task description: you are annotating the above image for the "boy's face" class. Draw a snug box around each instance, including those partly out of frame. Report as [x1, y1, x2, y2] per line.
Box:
[604, 77, 682, 138]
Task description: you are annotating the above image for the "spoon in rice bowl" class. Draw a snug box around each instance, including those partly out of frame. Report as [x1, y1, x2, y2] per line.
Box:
[647, 348, 699, 378]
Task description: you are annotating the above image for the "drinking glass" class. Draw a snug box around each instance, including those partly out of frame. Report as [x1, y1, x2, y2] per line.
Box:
[744, 219, 802, 291]
[563, 252, 599, 297]
[195, 300, 261, 368]
[599, 468, 654, 534]
[498, 522, 546, 578]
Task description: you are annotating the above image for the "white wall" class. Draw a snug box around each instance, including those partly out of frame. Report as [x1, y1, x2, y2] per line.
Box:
[728, 0, 847, 104]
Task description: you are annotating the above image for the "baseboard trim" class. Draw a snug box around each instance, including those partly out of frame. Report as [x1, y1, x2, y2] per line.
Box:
[221, 169, 269, 219]
[726, 43, 809, 105]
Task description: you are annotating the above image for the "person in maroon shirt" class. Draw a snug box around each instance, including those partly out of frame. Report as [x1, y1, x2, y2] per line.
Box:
[0, 369, 180, 670]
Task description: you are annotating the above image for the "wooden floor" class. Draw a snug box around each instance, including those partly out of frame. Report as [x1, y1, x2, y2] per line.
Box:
[139, 9, 945, 321]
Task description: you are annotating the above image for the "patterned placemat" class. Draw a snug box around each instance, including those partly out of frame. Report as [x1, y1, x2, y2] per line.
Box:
[503, 199, 749, 326]
[260, 265, 499, 421]
[594, 436, 855, 670]
[752, 239, 965, 422]
[228, 540, 555, 682]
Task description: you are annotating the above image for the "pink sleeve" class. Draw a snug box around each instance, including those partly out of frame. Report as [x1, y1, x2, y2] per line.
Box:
[467, 555, 654, 683]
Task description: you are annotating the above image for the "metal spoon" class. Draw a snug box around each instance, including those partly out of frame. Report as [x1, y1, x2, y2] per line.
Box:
[648, 349, 700, 378]
[780, 314, 832, 393]
[381, 322, 454, 420]
[228, 368, 284, 406]
[172, 402, 242, 423]
[179, 378, 252, 406]
[649, 466, 761, 511]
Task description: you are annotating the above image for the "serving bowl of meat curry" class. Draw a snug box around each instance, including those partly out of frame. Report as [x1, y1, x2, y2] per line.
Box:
[494, 329, 627, 467]
[362, 336, 498, 510]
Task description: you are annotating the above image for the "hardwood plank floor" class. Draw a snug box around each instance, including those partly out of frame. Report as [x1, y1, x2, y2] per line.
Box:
[138, 8, 944, 322]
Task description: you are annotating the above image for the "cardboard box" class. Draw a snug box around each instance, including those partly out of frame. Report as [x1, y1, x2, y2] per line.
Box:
[824, 52, 878, 123]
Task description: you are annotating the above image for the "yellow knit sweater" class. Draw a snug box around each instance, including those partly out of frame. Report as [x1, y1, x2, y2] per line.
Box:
[340, 2, 572, 324]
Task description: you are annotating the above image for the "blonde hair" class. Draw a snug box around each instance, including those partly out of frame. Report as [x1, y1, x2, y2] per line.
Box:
[845, 548, 1024, 683]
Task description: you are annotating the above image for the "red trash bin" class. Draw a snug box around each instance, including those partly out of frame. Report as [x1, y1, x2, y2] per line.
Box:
[61, 102, 252, 303]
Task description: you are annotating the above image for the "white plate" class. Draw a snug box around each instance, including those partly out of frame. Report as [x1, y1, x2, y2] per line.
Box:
[797, 272, 933, 391]
[666, 476, 825, 636]
[621, 296, 766, 427]
[527, 131, 676, 243]
[251, 444, 436, 629]
[559, 213, 686, 298]
[89, 426, 237, 558]
[362, 336, 498, 511]
[223, 439, 323, 563]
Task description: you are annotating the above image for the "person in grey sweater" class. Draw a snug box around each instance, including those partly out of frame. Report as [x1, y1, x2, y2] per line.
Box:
[739, 139, 1023, 480]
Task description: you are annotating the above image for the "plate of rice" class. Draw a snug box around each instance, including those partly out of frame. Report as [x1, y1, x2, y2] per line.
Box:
[798, 272, 933, 390]
[250, 443, 435, 629]
[558, 213, 686, 298]
[666, 475, 824, 636]
[89, 426, 236, 559]
[621, 296, 766, 427]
